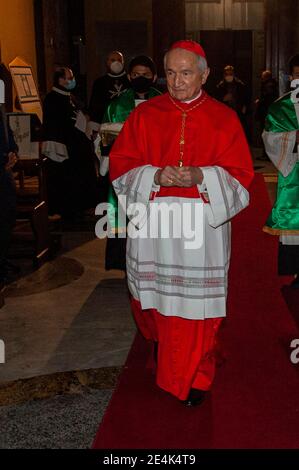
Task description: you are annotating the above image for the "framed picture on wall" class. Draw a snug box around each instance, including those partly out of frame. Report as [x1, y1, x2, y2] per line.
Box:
[9, 56, 43, 123]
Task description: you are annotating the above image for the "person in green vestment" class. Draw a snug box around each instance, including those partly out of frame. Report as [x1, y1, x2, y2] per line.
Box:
[262, 54, 299, 288]
[101, 55, 161, 270]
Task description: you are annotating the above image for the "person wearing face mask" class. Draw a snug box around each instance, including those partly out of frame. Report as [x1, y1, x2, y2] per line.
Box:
[262, 54, 299, 288]
[88, 51, 130, 135]
[42, 66, 97, 220]
[101, 55, 161, 271]
[216, 65, 250, 140]
[103, 55, 161, 123]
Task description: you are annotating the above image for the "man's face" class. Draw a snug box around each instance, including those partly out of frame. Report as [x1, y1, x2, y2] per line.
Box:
[261, 71, 272, 82]
[59, 68, 73, 87]
[224, 72, 234, 83]
[106, 52, 124, 71]
[165, 49, 209, 102]
[129, 65, 154, 81]
[290, 66, 299, 80]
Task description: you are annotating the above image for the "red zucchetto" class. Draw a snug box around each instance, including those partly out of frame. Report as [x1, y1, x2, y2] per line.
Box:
[169, 40, 206, 59]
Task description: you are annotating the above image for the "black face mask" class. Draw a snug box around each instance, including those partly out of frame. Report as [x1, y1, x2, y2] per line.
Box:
[131, 76, 153, 93]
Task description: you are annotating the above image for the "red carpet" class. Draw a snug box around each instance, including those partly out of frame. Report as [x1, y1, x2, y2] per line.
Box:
[93, 175, 299, 449]
[281, 286, 299, 330]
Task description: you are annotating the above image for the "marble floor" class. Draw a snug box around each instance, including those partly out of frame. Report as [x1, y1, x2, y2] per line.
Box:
[0, 233, 136, 395]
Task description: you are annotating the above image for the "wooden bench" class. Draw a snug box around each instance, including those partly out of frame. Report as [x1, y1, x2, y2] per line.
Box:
[1, 156, 52, 309]
[14, 155, 51, 268]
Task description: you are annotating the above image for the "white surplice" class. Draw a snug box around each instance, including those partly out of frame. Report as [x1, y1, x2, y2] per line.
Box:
[113, 164, 249, 320]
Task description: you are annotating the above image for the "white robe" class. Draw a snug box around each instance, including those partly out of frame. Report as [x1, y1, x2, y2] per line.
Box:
[113, 165, 249, 320]
[263, 130, 299, 245]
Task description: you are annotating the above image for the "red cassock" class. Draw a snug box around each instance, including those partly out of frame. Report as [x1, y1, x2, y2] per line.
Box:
[109, 91, 254, 400]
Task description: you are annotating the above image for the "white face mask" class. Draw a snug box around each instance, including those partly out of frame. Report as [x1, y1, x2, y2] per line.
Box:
[110, 61, 124, 74]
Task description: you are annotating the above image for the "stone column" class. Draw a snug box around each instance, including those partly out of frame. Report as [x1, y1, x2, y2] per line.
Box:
[34, 0, 70, 94]
[265, 0, 299, 94]
[152, 0, 185, 77]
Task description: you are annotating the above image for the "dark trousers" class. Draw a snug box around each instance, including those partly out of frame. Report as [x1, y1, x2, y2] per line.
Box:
[46, 156, 98, 218]
[105, 236, 127, 271]
[45, 158, 77, 218]
[278, 243, 299, 275]
[45, 158, 66, 216]
[0, 170, 16, 276]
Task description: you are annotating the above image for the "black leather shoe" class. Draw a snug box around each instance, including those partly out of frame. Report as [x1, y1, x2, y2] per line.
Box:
[183, 388, 207, 407]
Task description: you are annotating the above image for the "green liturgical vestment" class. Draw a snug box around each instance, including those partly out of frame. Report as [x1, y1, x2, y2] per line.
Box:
[102, 87, 161, 233]
[263, 91, 299, 235]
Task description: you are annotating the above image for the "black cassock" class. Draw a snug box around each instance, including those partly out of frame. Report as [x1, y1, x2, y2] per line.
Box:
[42, 86, 98, 218]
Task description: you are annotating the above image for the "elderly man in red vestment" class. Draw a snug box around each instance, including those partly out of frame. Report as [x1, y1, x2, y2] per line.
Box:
[109, 40, 254, 406]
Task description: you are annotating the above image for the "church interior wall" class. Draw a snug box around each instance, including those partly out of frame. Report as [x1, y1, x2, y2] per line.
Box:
[85, 0, 153, 98]
[0, 0, 37, 104]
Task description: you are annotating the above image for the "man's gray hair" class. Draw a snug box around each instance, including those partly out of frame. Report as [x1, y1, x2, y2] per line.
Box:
[164, 50, 208, 72]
